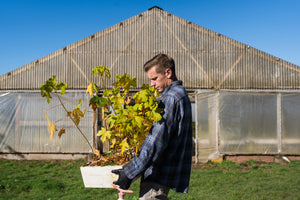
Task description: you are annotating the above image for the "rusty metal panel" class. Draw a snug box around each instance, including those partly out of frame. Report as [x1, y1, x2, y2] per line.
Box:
[1, 7, 300, 90]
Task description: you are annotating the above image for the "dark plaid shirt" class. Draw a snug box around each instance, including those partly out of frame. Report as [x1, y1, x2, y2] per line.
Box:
[124, 80, 193, 193]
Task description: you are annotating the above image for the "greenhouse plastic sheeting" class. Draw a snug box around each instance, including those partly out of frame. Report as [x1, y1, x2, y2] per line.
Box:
[195, 90, 300, 162]
[1, 90, 300, 159]
[0, 92, 93, 153]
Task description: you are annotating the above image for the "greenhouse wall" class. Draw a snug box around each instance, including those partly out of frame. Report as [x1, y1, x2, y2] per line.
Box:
[1, 89, 300, 161]
[195, 90, 300, 163]
[0, 91, 93, 155]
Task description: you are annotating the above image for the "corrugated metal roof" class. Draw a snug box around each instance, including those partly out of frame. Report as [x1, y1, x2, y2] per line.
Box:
[1, 7, 300, 90]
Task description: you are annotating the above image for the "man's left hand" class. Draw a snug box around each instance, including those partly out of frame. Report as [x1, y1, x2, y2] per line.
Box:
[111, 169, 132, 190]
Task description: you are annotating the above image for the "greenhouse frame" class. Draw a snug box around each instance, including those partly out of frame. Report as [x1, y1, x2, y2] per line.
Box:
[1, 6, 300, 162]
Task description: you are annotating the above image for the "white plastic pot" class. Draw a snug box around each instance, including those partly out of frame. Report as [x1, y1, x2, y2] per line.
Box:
[80, 165, 122, 188]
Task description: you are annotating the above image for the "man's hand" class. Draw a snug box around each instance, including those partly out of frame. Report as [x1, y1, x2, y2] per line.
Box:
[111, 169, 132, 190]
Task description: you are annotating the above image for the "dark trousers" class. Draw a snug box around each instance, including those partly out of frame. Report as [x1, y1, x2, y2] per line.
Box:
[139, 180, 170, 200]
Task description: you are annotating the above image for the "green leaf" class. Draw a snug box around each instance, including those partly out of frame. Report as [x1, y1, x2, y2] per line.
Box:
[107, 115, 117, 127]
[90, 96, 109, 108]
[60, 83, 67, 96]
[40, 76, 67, 103]
[92, 65, 111, 79]
[92, 83, 98, 93]
[55, 82, 67, 95]
[112, 74, 137, 94]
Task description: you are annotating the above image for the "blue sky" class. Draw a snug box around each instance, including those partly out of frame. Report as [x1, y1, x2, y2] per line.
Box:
[0, 0, 299, 75]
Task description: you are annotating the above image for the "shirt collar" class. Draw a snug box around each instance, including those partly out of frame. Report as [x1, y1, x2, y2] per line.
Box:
[161, 80, 182, 97]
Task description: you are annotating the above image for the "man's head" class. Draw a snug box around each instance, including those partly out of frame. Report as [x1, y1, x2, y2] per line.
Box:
[144, 54, 177, 93]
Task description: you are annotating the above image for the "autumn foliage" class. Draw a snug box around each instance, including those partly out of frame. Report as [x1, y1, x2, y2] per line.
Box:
[40, 65, 162, 166]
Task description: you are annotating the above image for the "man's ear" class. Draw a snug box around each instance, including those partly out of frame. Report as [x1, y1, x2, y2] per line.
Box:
[165, 68, 172, 79]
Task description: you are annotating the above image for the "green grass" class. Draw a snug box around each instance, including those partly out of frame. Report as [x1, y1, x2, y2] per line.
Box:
[0, 159, 299, 200]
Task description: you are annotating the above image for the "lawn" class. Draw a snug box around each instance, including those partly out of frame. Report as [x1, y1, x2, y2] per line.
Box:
[0, 159, 299, 200]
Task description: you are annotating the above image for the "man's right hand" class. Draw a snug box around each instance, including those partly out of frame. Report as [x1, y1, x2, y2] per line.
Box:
[111, 169, 132, 190]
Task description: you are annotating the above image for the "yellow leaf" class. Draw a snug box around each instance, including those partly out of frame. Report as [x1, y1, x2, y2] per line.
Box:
[120, 139, 129, 154]
[43, 110, 50, 126]
[77, 99, 82, 108]
[86, 83, 94, 96]
[211, 157, 223, 163]
[111, 96, 124, 109]
[97, 127, 111, 142]
[70, 107, 85, 126]
[152, 111, 162, 122]
[154, 89, 159, 98]
[110, 138, 116, 148]
[44, 110, 57, 140]
[49, 123, 57, 141]
[58, 127, 65, 138]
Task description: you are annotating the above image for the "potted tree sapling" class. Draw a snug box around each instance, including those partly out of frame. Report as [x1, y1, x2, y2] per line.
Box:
[40, 65, 162, 188]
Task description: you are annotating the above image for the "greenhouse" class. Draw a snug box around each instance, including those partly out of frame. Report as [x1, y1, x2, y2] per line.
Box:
[1, 6, 299, 162]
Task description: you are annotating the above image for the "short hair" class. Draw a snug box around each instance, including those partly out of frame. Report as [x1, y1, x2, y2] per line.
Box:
[144, 54, 175, 75]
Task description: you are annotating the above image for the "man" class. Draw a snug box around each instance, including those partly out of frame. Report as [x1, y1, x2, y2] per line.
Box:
[112, 54, 193, 199]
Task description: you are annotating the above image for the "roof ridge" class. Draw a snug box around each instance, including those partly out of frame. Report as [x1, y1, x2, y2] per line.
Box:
[148, 6, 163, 11]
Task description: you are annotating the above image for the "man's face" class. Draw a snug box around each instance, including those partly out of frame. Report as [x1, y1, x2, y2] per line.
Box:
[147, 65, 170, 93]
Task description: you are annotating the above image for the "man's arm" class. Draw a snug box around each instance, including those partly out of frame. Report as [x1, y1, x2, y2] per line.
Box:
[123, 122, 165, 178]
[123, 95, 177, 179]
[111, 122, 166, 190]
